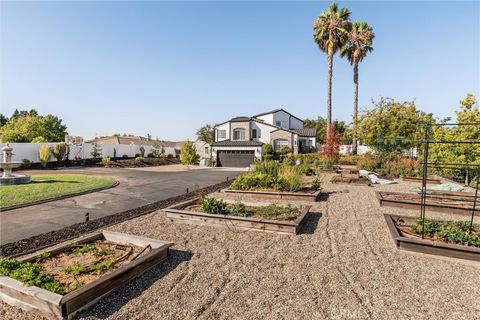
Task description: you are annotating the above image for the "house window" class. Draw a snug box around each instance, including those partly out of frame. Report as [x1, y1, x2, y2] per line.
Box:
[252, 129, 257, 139]
[273, 139, 289, 152]
[217, 129, 226, 139]
[276, 121, 281, 127]
[233, 128, 246, 140]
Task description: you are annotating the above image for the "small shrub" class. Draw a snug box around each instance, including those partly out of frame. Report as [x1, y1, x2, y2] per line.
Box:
[228, 201, 248, 217]
[52, 142, 68, 163]
[279, 145, 292, 155]
[147, 153, 154, 158]
[167, 153, 174, 158]
[22, 158, 33, 169]
[201, 198, 228, 214]
[39, 145, 51, 168]
[92, 258, 116, 272]
[101, 156, 111, 167]
[180, 140, 200, 166]
[122, 154, 129, 159]
[263, 143, 274, 155]
[312, 175, 322, 190]
[253, 160, 280, 176]
[135, 156, 145, 162]
[411, 218, 479, 247]
[90, 142, 102, 159]
[159, 153, 167, 159]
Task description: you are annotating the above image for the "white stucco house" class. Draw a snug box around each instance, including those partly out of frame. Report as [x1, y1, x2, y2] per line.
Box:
[211, 109, 316, 167]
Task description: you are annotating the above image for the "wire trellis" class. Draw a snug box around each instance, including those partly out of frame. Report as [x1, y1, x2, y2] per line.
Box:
[419, 123, 480, 237]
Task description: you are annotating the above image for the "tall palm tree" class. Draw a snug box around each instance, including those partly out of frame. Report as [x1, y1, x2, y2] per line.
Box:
[340, 22, 374, 154]
[313, 2, 351, 136]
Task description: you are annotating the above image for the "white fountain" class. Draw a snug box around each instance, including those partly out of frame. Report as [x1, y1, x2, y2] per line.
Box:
[0, 144, 31, 185]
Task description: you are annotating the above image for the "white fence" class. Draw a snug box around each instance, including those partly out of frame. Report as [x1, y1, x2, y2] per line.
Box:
[0, 143, 176, 163]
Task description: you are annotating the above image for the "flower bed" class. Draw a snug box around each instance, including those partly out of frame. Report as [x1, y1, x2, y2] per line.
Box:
[165, 198, 311, 235]
[384, 214, 480, 261]
[0, 230, 173, 319]
[376, 191, 479, 216]
[227, 161, 322, 201]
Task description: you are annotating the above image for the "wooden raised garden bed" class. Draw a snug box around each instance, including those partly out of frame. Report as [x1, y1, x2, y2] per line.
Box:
[384, 214, 480, 261]
[376, 191, 479, 216]
[0, 230, 173, 319]
[223, 188, 321, 202]
[402, 176, 442, 184]
[165, 198, 311, 235]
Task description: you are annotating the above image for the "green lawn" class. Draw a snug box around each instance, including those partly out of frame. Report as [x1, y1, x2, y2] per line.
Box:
[0, 174, 117, 209]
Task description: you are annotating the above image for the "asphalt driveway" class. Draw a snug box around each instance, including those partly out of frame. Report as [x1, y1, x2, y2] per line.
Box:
[0, 165, 243, 245]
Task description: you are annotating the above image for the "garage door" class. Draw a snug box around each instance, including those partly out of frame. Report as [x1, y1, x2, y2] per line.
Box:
[217, 150, 255, 167]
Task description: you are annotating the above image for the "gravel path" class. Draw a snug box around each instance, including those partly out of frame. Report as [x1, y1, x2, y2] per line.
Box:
[1, 175, 479, 319]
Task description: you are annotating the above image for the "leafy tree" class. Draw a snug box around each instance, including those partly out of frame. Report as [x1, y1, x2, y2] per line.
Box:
[0, 114, 8, 127]
[340, 22, 374, 154]
[151, 141, 163, 157]
[313, 2, 351, 134]
[90, 142, 102, 159]
[429, 94, 480, 182]
[356, 97, 434, 153]
[304, 117, 351, 143]
[196, 124, 214, 144]
[0, 111, 67, 142]
[180, 140, 200, 167]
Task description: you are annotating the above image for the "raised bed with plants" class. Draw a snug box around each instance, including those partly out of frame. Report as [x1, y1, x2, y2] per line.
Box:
[224, 161, 322, 202]
[376, 191, 479, 216]
[165, 197, 310, 235]
[384, 214, 480, 261]
[0, 230, 173, 319]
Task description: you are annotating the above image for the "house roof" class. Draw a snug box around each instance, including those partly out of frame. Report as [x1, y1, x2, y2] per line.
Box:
[211, 140, 263, 147]
[253, 108, 304, 123]
[86, 135, 177, 147]
[230, 116, 252, 122]
[295, 128, 317, 137]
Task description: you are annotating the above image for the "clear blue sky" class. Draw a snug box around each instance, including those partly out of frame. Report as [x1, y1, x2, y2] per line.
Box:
[1, 1, 479, 141]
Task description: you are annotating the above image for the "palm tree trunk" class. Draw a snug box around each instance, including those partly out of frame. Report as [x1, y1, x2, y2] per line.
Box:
[326, 52, 333, 138]
[352, 62, 359, 155]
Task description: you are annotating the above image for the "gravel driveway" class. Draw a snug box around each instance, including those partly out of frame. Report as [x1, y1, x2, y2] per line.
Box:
[1, 175, 479, 319]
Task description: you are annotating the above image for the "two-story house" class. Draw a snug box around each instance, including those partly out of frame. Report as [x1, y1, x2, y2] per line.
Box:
[211, 109, 316, 167]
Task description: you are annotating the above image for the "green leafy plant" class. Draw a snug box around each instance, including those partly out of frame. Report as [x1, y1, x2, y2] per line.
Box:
[22, 158, 33, 169]
[90, 142, 102, 159]
[312, 175, 322, 190]
[135, 156, 145, 162]
[228, 201, 248, 217]
[64, 261, 85, 276]
[39, 145, 51, 168]
[73, 243, 97, 254]
[92, 246, 113, 257]
[201, 198, 228, 214]
[180, 140, 200, 167]
[92, 258, 116, 272]
[410, 218, 479, 247]
[0, 258, 64, 294]
[254, 204, 298, 221]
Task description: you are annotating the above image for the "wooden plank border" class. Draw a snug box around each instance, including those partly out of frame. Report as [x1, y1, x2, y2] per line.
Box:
[383, 214, 480, 262]
[402, 176, 442, 184]
[0, 231, 173, 319]
[223, 188, 321, 202]
[376, 191, 479, 216]
[165, 198, 311, 235]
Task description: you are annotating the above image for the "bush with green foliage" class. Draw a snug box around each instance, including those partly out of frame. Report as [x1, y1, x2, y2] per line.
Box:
[279, 146, 292, 155]
[0, 258, 64, 294]
[0, 109, 67, 143]
[135, 156, 145, 162]
[231, 161, 302, 192]
[356, 153, 419, 177]
[180, 140, 200, 166]
[90, 142, 102, 159]
[410, 218, 479, 247]
[227, 201, 247, 217]
[39, 145, 51, 168]
[22, 158, 33, 169]
[201, 198, 228, 214]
